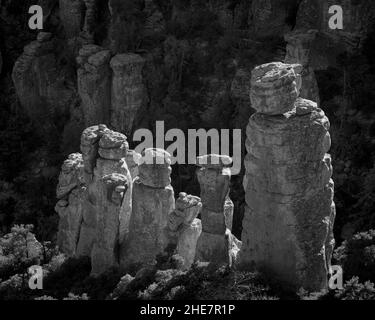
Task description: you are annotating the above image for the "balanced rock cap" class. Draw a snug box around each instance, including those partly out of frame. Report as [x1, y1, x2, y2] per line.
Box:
[196, 154, 232, 168]
[250, 62, 302, 115]
[138, 148, 172, 166]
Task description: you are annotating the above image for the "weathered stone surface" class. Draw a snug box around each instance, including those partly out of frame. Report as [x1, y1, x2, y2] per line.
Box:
[110, 274, 134, 300]
[176, 218, 202, 270]
[230, 68, 251, 102]
[56, 153, 84, 199]
[195, 229, 241, 266]
[110, 53, 146, 135]
[125, 150, 141, 179]
[55, 153, 85, 256]
[138, 148, 172, 188]
[250, 62, 302, 115]
[196, 159, 231, 213]
[224, 197, 234, 232]
[56, 187, 85, 256]
[121, 149, 175, 268]
[195, 155, 241, 266]
[91, 173, 129, 276]
[12, 32, 75, 122]
[77, 46, 112, 127]
[285, 30, 320, 105]
[249, 0, 300, 38]
[59, 0, 84, 38]
[80, 124, 107, 181]
[61, 125, 133, 273]
[240, 62, 335, 292]
[98, 130, 129, 160]
[166, 192, 202, 269]
[296, 0, 375, 52]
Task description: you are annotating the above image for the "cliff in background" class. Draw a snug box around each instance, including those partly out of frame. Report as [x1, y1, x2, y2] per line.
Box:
[0, 0, 375, 243]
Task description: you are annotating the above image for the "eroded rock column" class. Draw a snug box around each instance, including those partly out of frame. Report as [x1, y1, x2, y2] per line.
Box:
[195, 155, 241, 266]
[75, 125, 133, 265]
[110, 54, 146, 135]
[121, 148, 174, 268]
[55, 153, 85, 256]
[90, 127, 133, 275]
[167, 192, 202, 270]
[59, 0, 84, 38]
[240, 62, 335, 292]
[77, 45, 112, 127]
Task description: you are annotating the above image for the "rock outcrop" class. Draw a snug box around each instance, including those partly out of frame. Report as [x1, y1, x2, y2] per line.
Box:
[12, 32, 75, 121]
[249, 0, 300, 38]
[77, 45, 112, 127]
[240, 62, 335, 292]
[121, 148, 174, 268]
[59, 0, 84, 39]
[285, 30, 320, 105]
[55, 153, 85, 256]
[167, 192, 202, 269]
[195, 155, 241, 266]
[56, 125, 134, 275]
[110, 53, 146, 135]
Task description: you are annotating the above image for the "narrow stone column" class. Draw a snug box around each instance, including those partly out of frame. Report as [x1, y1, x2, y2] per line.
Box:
[110, 54, 146, 135]
[240, 62, 335, 292]
[77, 45, 112, 127]
[55, 153, 85, 256]
[121, 148, 175, 268]
[75, 125, 133, 264]
[285, 29, 320, 105]
[195, 155, 241, 266]
[167, 192, 202, 270]
[59, 0, 84, 38]
[91, 173, 129, 276]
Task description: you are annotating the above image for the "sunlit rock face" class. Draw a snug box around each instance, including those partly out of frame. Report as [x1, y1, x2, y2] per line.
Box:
[55, 125, 134, 276]
[91, 173, 129, 276]
[77, 45, 112, 127]
[194, 155, 241, 267]
[167, 192, 202, 269]
[240, 62, 335, 292]
[55, 153, 85, 256]
[110, 53, 146, 135]
[120, 148, 175, 269]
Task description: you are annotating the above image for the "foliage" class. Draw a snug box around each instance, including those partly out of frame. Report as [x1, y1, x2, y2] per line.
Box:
[0, 225, 41, 281]
[333, 229, 375, 283]
[334, 277, 375, 300]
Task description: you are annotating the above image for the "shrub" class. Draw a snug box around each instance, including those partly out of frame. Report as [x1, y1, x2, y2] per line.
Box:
[335, 277, 375, 300]
[334, 229, 375, 283]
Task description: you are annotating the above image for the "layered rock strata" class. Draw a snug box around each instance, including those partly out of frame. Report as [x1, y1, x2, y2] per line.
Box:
[240, 62, 335, 292]
[121, 148, 174, 268]
[195, 155, 241, 266]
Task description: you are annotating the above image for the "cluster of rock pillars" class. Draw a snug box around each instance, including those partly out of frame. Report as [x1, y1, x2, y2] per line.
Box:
[55, 61, 335, 292]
